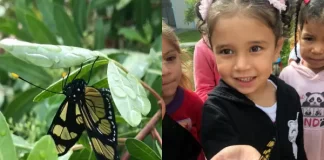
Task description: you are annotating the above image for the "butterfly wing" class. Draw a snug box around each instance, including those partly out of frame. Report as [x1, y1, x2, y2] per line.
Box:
[47, 98, 85, 156]
[79, 87, 118, 160]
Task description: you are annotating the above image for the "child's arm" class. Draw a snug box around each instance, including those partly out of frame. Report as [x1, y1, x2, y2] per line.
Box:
[200, 104, 238, 159]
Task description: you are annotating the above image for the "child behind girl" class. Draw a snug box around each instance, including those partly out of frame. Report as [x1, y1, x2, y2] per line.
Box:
[193, 1, 221, 102]
[161, 21, 205, 160]
[279, 0, 324, 159]
[200, 0, 307, 159]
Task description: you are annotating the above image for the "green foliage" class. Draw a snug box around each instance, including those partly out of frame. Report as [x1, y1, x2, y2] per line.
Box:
[184, 0, 198, 25]
[26, 135, 58, 160]
[0, 0, 162, 159]
[0, 112, 17, 160]
[126, 138, 161, 160]
[281, 39, 291, 67]
[8, 112, 47, 143]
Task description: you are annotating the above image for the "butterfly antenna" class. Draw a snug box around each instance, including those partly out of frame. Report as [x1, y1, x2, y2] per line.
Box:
[87, 56, 99, 84]
[11, 73, 63, 95]
[72, 63, 83, 81]
[63, 67, 71, 88]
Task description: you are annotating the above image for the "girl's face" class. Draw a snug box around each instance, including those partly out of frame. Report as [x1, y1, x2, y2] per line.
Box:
[299, 21, 324, 73]
[162, 37, 182, 104]
[211, 15, 282, 98]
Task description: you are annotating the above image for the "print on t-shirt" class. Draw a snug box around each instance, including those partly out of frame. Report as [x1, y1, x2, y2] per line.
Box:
[177, 118, 192, 131]
[301, 92, 324, 128]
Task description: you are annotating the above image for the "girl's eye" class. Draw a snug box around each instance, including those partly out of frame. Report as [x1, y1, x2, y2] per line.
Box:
[220, 49, 233, 55]
[250, 46, 262, 52]
[303, 37, 314, 41]
[166, 56, 176, 62]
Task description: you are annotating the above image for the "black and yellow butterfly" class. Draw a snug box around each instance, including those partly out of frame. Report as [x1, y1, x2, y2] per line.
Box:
[12, 57, 118, 160]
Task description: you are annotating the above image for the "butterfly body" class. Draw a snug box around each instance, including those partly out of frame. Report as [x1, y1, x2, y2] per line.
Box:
[48, 79, 119, 160]
[62, 79, 87, 102]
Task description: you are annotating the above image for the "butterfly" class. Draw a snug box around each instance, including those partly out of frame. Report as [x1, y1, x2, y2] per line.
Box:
[12, 57, 119, 160]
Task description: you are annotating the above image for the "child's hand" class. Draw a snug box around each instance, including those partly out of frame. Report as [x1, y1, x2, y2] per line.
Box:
[211, 145, 261, 160]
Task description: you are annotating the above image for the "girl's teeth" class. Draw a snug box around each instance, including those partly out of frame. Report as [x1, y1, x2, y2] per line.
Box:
[238, 77, 253, 82]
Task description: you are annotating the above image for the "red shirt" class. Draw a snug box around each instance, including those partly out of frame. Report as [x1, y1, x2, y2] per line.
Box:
[193, 39, 221, 102]
[167, 87, 205, 160]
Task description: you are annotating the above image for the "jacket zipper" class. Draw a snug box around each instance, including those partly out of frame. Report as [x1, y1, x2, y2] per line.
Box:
[253, 105, 279, 160]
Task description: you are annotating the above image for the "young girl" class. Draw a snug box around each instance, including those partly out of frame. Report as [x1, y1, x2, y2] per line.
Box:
[200, 0, 307, 160]
[162, 21, 205, 160]
[279, 0, 324, 159]
[193, 1, 221, 102]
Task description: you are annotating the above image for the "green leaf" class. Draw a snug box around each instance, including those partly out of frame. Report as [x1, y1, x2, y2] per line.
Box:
[143, 22, 153, 43]
[115, 115, 127, 124]
[118, 28, 149, 44]
[94, 18, 105, 50]
[3, 88, 41, 123]
[0, 112, 18, 160]
[54, 0, 65, 5]
[152, 35, 161, 53]
[58, 150, 73, 160]
[122, 52, 151, 79]
[69, 148, 96, 160]
[134, 0, 150, 26]
[145, 74, 161, 117]
[116, 0, 132, 10]
[142, 135, 161, 159]
[77, 134, 91, 151]
[0, 85, 4, 108]
[33, 59, 109, 102]
[25, 14, 58, 44]
[155, 140, 162, 158]
[0, 17, 31, 41]
[125, 138, 160, 160]
[92, 78, 108, 88]
[0, 69, 8, 85]
[149, 48, 162, 71]
[0, 54, 52, 86]
[11, 134, 33, 151]
[36, 0, 57, 33]
[0, 39, 106, 68]
[15, 0, 27, 7]
[107, 61, 151, 127]
[14, 7, 34, 41]
[53, 4, 81, 46]
[90, 0, 115, 9]
[0, 17, 19, 36]
[27, 135, 57, 160]
[100, 48, 129, 63]
[71, 0, 88, 36]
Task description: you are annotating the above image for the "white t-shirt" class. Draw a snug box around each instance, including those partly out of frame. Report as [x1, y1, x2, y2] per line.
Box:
[289, 43, 301, 60]
[255, 80, 277, 122]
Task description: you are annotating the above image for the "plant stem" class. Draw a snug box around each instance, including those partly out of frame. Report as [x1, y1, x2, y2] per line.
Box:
[151, 128, 162, 148]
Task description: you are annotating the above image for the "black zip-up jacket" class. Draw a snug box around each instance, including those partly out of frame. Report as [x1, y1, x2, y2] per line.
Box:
[163, 114, 202, 160]
[201, 75, 307, 160]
